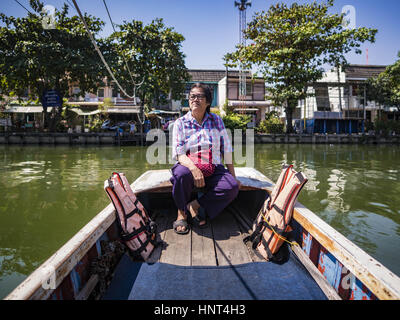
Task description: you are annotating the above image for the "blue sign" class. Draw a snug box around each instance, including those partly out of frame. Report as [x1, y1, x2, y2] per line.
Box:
[42, 90, 62, 108]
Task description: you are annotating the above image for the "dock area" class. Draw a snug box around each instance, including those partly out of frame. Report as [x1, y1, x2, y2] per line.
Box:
[2, 131, 400, 145]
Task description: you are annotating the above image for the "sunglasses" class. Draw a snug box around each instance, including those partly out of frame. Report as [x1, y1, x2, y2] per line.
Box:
[189, 94, 206, 101]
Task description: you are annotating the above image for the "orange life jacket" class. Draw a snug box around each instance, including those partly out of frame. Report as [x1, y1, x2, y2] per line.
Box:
[244, 164, 308, 262]
[104, 172, 158, 260]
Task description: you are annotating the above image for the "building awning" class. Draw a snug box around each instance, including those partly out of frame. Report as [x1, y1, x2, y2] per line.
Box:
[4, 106, 54, 113]
[106, 107, 140, 114]
[233, 108, 259, 112]
[66, 101, 102, 106]
[70, 108, 101, 116]
[148, 109, 180, 115]
[181, 107, 219, 113]
[228, 100, 272, 107]
[383, 106, 400, 112]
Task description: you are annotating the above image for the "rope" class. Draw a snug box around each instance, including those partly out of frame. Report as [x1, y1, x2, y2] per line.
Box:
[102, 0, 137, 86]
[71, 0, 146, 124]
[70, 0, 136, 100]
[260, 211, 299, 249]
[13, 0, 33, 14]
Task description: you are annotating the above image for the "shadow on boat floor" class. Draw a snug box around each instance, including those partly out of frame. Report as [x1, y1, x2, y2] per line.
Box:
[101, 196, 327, 300]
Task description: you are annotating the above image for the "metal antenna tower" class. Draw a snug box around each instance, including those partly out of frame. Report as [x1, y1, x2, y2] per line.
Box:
[235, 0, 251, 113]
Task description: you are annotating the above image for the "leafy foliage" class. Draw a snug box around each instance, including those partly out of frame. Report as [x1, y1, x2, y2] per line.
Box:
[0, 107, 6, 119]
[87, 114, 104, 132]
[0, 0, 107, 130]
[225, 0, 377, 132]
[222, 99, 235, 115]
[256, 111, 285, 133]
[108, 18, 189, 107]
[367, 52, 400, 109]
[374, 118, 400, 136]
[221, 113, 252, 131]
[60, 105, 79, 129]
[218, 98, 251, 131]
[0, 1, 189, 131]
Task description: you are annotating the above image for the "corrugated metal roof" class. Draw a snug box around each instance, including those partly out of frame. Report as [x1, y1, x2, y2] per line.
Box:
[228, 100, 272, 107]
[227, 70, 252, 78]
[187, 69, 253, 82]
[188, 69, 226, 82]
[345, 65, 386, 80]
[233, 108, 259, 112]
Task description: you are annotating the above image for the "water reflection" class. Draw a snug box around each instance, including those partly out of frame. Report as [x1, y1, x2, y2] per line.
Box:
[252, 144, 400, 275]
[0, 144, 400, 299]
[0, 145, 172, 298]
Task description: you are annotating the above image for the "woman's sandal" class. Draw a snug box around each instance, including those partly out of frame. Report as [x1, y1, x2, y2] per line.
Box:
[192, 214, 208, 229]
[173, 219, 190, 235]
[186, 206, 208, 229]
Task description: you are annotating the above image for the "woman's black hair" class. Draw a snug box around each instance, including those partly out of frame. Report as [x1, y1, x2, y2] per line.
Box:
[190, 82, 212, 114]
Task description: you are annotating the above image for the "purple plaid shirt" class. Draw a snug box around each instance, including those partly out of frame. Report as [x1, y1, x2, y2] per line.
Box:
[172, 111, 233, 164]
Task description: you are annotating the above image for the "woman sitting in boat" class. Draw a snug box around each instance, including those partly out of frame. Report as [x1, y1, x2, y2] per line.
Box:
[170, 82, 240, 234]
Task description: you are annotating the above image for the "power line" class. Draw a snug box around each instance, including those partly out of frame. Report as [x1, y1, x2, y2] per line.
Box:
[102, 0, 116, 32]
[100, 0, 145, 125]
[65, 0, 75, 9]
[70, 0, 137, 101]
[13, 0, 34, 15]
[102, 0, 139, 88]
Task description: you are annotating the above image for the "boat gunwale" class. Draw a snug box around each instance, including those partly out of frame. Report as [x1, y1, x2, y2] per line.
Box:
[292, 203, 400, 300]
[4, 203, 116, 300]
[134, 168, 400, 300]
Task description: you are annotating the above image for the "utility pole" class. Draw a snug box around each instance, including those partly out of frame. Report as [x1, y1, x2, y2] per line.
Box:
[235, 0, 251, 113]
[140, 104, 144, 146]
[363, 84, 367, 133]
[304, 92, 306, 133]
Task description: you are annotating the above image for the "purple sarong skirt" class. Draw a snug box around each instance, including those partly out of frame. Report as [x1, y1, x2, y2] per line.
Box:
[169, 163, 239, 220]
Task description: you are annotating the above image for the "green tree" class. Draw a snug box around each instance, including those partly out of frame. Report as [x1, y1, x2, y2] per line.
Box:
[367, 52, 400, 112]
[256, 111, 285, 134]
[222, 113, 252, 131]
[225, 0, 377, 133]
[0, 105, 6, 119]
[0, 0, 107, 130]
[108, 18, 189, 108]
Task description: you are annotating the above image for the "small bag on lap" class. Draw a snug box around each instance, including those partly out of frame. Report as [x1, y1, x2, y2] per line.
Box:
[104, 172, 158, 261]
[186, 147, 215, 177]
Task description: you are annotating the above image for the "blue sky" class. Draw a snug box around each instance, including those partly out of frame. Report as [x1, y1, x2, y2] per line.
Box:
[2, 0, 400, 70]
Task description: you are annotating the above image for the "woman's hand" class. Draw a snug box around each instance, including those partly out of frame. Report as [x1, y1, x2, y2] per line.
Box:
[177, 154, 205, 188]
[190, 166, 205, 188]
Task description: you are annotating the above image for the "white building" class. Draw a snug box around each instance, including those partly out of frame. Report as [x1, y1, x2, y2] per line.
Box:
[294, 65, 387, 133]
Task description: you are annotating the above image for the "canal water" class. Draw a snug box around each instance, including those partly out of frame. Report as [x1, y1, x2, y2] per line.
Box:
[1, 144, 399, 299]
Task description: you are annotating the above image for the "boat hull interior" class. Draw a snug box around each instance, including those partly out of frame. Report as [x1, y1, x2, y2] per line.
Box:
[9, 169, 398, 300]
[102, 188, 327, 300]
